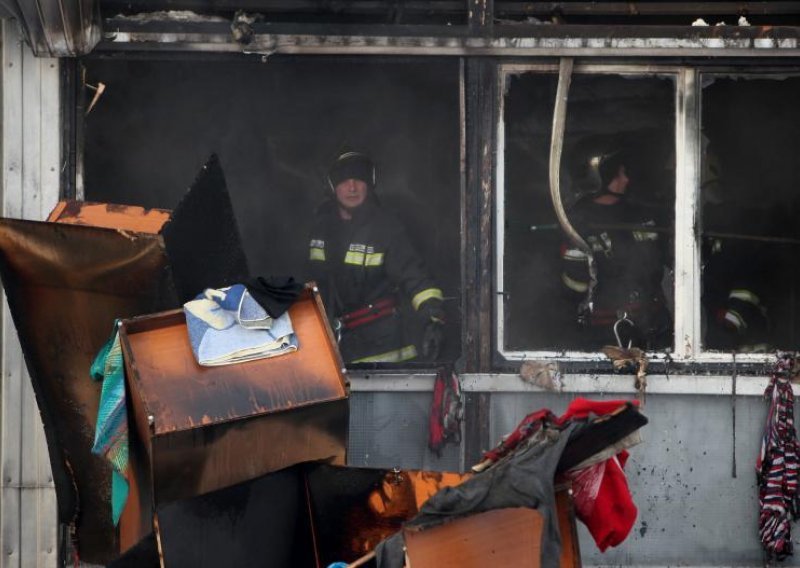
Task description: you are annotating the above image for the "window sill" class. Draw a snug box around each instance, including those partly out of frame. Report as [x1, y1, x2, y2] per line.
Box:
[349, 372, 775, 396]
[499, 349, 774, 365]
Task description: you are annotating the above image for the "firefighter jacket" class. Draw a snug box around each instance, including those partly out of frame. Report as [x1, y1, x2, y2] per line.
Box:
[560, 195, 670, 347]
[307, 197, 443, 363]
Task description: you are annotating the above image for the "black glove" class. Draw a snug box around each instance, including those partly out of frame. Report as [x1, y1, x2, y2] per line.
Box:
[420, 298, 446, 325]
[422, 320, 444, 361]
[420, 299, 445, 360]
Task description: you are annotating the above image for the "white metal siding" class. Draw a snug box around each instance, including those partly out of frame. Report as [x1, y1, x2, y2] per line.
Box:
[1, 19, 60, 568]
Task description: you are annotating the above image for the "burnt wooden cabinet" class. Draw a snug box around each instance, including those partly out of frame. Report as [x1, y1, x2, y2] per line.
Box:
[117, 287, 349, 553]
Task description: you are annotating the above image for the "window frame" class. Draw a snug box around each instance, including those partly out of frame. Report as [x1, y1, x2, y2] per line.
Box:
[691, 67, 800, 364]
[494, 62, 779, 366]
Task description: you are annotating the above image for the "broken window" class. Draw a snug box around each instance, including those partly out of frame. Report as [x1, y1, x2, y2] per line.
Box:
[700, 74, 800, 353]
[82, 57, 462, 366]
[499, 68, 675, 355]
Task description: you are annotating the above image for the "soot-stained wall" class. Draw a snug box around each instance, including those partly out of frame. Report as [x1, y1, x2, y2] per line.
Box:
[82, 56, 462, 359]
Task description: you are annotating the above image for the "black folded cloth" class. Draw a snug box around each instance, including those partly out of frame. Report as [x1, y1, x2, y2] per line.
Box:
[244, 276, 305, 319]
[108, 532, 159, 568]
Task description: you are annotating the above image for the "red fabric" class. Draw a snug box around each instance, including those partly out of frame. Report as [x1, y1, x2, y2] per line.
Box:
[428, 367, 462, 456]
[479, 397, 640, 552]
[557, 398, 639, 424]
[340, 297, 397, 330]
[428, 371, 447, 453]
[566, 451, 637, 552]
[558, 400, 639, 552]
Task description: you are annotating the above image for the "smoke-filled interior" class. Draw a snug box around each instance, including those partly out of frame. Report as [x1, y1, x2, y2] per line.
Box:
[502, 71, 675, 352]
[82, 56, 462, 365]
[701, 75, 800, 352]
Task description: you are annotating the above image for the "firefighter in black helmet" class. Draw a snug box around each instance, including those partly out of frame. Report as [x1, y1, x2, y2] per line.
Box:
[560, 147, 671, 349]
[307, 151, 445, 363]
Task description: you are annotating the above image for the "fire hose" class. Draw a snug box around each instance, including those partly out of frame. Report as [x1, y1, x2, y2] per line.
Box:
[549, 57, 597, 323]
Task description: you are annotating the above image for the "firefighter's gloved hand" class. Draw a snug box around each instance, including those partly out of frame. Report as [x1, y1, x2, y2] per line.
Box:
[422, 321, 444, 360]
[420, 298, 446, 325]
[420, 299, 445, 360]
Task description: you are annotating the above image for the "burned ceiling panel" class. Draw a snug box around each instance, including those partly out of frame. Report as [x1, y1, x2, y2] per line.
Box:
[6, 0, 101, 56]
[10, 0, 800, 56]
[99, 0, 469, 25]
[96, 1, 800, 27]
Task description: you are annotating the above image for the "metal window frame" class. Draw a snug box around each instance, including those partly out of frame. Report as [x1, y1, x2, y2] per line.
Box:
[496, 61, 800, 367]
[673, 66, 702, 362]
[687, 67, 800, 365]
[495, 62, 683, 363]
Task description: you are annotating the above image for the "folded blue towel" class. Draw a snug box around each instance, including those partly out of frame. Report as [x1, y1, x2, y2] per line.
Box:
[184, 284, 298, 366]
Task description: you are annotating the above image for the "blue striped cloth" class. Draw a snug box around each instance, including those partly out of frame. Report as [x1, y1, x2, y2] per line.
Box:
[90, 320, 129, 526]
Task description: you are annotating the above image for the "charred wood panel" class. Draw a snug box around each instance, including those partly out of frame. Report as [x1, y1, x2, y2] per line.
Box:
[403, 507, 543, 566]
[462, 55, 496, 466]
[0, 219, 177, 563]
[463, 391, 491, 468]
[463, 58, 496, 372]
[556, 486, 582, 568]
[60, 59, 80, 200]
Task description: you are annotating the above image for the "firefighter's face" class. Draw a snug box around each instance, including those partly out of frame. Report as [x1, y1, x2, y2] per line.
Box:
[607, 165, 630, 195]
[334, 178, 368, 210]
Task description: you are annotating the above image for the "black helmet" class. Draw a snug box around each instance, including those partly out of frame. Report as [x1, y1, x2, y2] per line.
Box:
[595, 150, 629, 189]
[327, 152, 376, 193]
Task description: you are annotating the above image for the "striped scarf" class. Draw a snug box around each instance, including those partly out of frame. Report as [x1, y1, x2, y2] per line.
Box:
[90, 321, 129, 526]
[757, 352, 800, 560]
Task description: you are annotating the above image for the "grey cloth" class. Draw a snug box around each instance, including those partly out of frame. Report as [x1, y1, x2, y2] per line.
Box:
[375, 423, 577, 568]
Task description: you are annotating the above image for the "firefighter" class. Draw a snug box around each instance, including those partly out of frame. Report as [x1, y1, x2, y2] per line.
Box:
[307, 151, 445, 363]
[560, 149, 671, 349]
[700, 137, 771, 353]
[702, 215, 772, 353]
